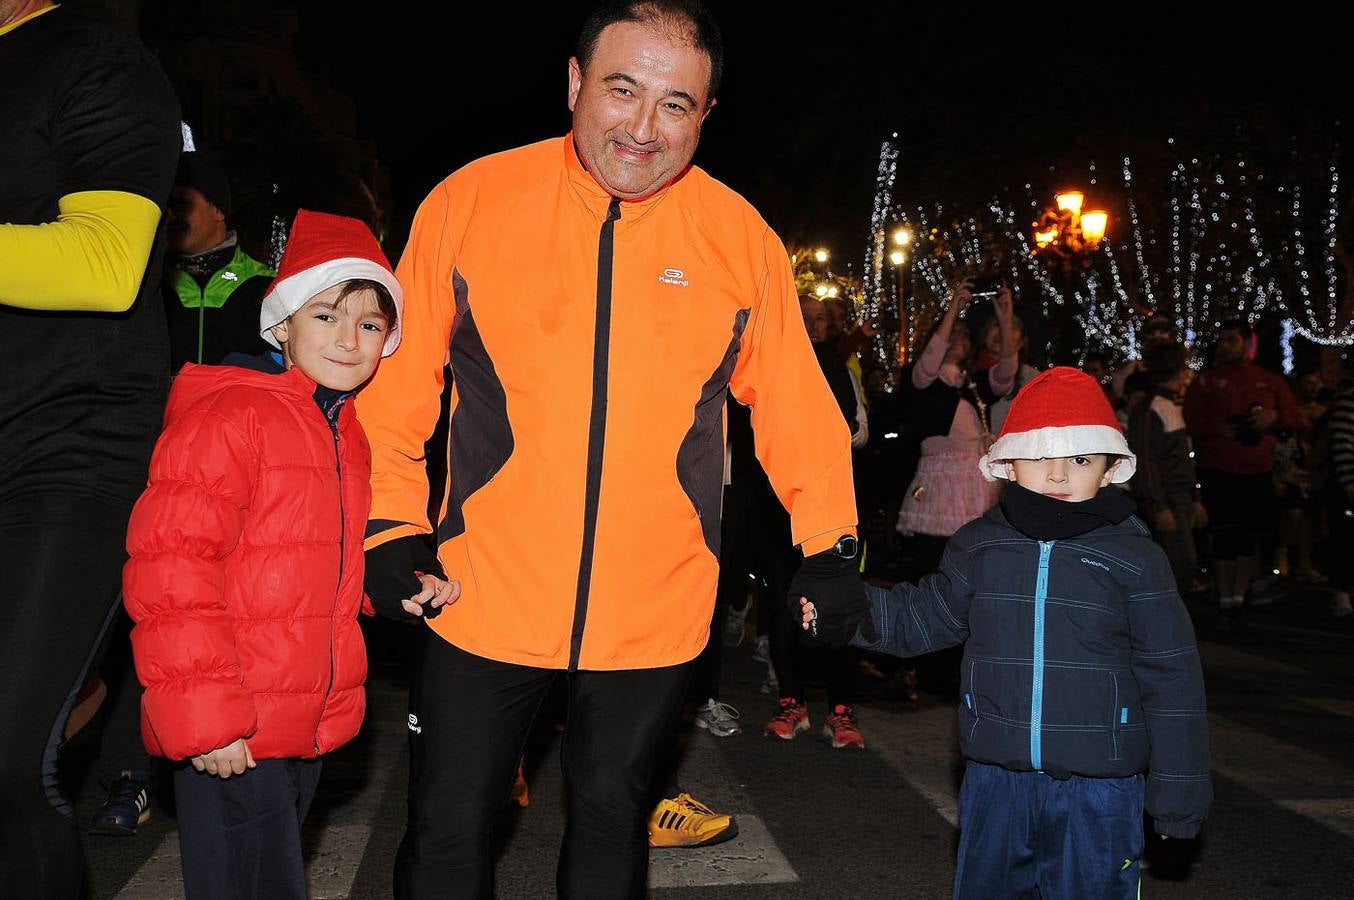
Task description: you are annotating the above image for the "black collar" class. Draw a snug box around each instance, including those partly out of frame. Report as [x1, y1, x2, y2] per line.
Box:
[999, 481, 1137, 541]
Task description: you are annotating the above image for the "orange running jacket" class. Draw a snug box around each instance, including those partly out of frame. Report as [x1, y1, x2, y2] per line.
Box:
[358, 135, 856, 671]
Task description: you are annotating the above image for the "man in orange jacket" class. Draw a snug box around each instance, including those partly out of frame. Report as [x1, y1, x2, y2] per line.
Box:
[358, 2, 867, 897]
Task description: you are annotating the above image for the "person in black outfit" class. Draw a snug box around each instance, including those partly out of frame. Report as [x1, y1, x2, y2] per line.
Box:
[759, 296, 866, 748]
[0, 1, 180, 895]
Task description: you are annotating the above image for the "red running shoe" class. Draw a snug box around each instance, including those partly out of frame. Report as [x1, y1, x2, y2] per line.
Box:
[763, 697, 810, 740]
[822, 704, 865, 749]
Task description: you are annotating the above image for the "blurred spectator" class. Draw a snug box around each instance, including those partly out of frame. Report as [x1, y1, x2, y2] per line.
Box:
[162, 152, 275, 369]
[896, 281, 1015, 565]
[1112, 315, 1178, 400]
[1325, 377, 1354, 617]
[758, 297, 868, 750]
[1271, 368, 1329, 582]
[973, 305, 1037, 434]
[1082, 350, 1116, 404]
[1184, 320, 1300, 630]
[1126, 341, 1206, 590]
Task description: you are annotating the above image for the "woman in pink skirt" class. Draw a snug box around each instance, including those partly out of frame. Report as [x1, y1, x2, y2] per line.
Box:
[898, 280, 1017, 564]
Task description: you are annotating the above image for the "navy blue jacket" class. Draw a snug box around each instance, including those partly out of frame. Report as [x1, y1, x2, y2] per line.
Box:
[855, 502, 1211, 838]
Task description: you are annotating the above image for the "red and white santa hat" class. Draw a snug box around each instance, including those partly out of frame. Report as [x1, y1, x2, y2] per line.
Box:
[978, 366, 1136, 483]
[260, 209, 404, 356]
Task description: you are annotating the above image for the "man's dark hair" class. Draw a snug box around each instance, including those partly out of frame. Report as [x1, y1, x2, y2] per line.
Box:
[1218, 318, 1253, 340]
[576, 0, 724, 101]
[1083, 350, 1107, 366]
[1143, 340, 1188, 385]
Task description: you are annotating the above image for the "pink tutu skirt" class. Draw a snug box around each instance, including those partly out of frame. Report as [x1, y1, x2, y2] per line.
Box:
[897, 446, 1001, 537]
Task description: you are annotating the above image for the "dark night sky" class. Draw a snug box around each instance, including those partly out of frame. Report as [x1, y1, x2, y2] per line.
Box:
[292, 2, 1345, 260]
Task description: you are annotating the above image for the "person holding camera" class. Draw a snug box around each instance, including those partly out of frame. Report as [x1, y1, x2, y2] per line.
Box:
[897, 279, 1017, 572]
[1183, 319, 1300, 630]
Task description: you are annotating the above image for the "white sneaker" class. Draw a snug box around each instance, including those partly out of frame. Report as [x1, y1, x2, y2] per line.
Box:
[722, 594, 753, 647]
[694, 698, 742, 737]
[1331, 591, 1352, 618]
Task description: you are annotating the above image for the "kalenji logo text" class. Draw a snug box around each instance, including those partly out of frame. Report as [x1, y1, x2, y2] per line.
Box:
[658, 267, 689, 287]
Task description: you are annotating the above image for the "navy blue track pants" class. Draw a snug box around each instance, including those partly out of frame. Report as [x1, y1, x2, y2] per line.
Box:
[954, 761, 1144, 900]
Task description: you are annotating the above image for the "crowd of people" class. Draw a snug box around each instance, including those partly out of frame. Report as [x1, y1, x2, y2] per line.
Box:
[1, 0, 1347, 898]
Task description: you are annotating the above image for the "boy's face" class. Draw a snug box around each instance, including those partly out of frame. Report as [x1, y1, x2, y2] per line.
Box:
[270, 285, 388, 392]
[1005, 455, 1121, 502]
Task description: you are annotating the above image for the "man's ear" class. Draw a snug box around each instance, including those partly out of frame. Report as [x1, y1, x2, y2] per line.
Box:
[567, 57, 583, 111]
[1100, 457, 1123, 487]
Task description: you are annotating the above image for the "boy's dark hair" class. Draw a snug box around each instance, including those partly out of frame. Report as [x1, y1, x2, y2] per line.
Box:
[1218, 318, 1252, 340]
[1143, 341, 1188, 385]
[576, 0, 724, 101]
[334, 279, 398, 329]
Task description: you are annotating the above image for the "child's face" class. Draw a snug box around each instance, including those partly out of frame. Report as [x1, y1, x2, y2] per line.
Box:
[271, 285, 389, 392]
[1004, 455, 1120, 502]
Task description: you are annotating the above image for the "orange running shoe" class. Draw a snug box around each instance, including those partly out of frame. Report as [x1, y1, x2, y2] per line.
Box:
[762, 697, 810, 740]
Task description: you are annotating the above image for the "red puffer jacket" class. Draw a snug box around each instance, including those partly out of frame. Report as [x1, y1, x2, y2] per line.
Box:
[124, 363, 371, 761]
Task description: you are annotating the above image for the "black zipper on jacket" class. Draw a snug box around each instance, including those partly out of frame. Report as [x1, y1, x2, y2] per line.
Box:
[320, 400, 344, 752]
[568, 197, 622, 671]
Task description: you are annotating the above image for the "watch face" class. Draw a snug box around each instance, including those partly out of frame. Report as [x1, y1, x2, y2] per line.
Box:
[836, 536, 859, 559]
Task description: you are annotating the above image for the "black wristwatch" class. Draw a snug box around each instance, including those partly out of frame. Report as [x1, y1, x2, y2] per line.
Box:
[831, 535, 859, 560]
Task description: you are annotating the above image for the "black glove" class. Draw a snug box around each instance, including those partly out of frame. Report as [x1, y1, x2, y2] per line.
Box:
[787, 549, 876, 647]
[364, 536, 446, 624]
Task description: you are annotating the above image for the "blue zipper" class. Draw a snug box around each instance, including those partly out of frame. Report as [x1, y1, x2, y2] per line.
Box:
[1030, 540, 1054, 771]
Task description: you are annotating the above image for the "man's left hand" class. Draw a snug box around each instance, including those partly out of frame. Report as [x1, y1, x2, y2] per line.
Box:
[787, 549, 873, 646]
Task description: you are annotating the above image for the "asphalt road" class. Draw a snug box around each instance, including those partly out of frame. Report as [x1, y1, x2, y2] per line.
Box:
[75, 584, 1354, 899]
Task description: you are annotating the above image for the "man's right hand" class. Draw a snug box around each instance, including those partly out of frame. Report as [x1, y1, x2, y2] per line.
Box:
[1154, 508, 1178, 534]
[365, 536, 447, 624]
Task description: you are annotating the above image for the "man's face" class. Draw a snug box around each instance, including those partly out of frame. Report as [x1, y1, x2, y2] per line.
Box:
[800, 298, 828, 344]
[1005, 455, 1120, 503]
[824, 301, 847, 341]
[1143, 324, 1175, 347]
[1300, 373, 1323, 400]
[166, 186, 226, 255]
[567, 21, 713, 200]
[1215, 329, 1248, 364]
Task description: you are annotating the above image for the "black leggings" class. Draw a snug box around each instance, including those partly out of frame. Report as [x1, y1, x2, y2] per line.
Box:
[0, 495, 132, 899]
[395, 636, 692, 900]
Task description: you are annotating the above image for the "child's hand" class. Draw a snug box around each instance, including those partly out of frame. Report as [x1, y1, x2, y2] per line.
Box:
[191, 738, 255, 779]
[402, 572, 461, 618]
[799, 597, 818, 636]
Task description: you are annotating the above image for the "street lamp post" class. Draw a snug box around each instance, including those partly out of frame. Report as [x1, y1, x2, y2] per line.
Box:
[1032, 190, 1109, 267]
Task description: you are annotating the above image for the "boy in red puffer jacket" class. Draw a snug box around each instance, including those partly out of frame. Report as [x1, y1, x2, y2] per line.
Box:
[123, 210, 458, 900]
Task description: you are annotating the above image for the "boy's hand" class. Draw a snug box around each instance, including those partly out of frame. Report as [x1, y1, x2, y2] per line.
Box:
[402, 572, 461, 619]
[365, 536, 446, 624]
[191, 738, 255, 779]
[1153, 508, 1178, 534]
[788, 550, 874, 646]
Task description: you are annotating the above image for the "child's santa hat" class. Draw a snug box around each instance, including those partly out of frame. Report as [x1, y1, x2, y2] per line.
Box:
[260, 209, 404, 356]
[978, 366, 1136, 483]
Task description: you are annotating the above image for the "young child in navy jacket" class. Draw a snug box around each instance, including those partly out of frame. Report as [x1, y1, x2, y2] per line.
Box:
[802, 367, 1211, 900]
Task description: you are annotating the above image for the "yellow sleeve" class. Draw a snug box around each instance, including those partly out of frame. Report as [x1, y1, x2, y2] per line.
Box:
[0, 190, 162, 313]
[355, 183, 458, 548]
[729, 228, 858, 557]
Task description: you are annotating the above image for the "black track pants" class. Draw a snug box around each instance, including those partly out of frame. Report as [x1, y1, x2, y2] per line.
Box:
[0, 496, 132, 899]
[394, 636, 691, 900]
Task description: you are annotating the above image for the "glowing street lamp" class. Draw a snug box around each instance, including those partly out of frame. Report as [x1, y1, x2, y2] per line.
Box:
[814, 248, 829, 263]
[814, 283, 830, 298]
[892, 228, 911, 247]
[1033, 189, 1109, 262]
[889, 249, 906, 266]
